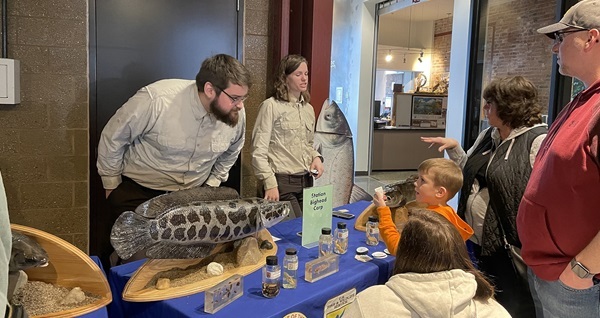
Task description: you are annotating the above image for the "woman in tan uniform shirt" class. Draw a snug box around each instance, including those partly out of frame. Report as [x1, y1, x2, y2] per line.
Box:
[251, 55, 324, 218]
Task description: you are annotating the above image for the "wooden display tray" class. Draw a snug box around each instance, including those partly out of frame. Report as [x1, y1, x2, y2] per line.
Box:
[122, 229, 277, 302]
[354, 201, 426, 232]
[10, 224, 112, 318]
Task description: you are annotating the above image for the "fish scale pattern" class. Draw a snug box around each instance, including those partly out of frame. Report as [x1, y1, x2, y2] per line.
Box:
[111, 197, 291, 259]
[152, 199, 278, 244]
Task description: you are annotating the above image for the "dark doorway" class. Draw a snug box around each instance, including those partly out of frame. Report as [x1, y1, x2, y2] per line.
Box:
[89, 0, 243, 266]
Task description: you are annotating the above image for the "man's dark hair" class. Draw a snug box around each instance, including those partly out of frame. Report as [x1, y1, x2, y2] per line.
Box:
[196, 54, 252, 93]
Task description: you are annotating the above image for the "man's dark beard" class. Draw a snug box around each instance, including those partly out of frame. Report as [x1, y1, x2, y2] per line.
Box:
[210, 98, 239, 127]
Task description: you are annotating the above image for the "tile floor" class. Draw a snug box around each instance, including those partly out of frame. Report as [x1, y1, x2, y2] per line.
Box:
[355, 170, 417, 195]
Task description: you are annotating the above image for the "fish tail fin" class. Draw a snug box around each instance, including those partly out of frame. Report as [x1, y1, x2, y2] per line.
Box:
[110, 211, 153, 260]
[350, 184, 373, 203]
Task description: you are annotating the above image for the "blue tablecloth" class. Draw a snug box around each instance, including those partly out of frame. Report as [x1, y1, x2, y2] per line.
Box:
[78, 256, 109, 318]
[107, 200, 394, 318]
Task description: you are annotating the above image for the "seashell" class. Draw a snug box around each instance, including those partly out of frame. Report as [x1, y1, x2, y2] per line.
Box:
[156, 278, 171, 290]
[207, 262, 224, 276]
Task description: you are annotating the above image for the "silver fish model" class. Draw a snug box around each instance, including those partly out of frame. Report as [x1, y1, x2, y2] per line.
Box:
[135, 186, 240, 218]
[382, 175, 418, 208]
[111, 198, 291, 259]
[314, 100, 371, 207]
[9, 231, 49, 272]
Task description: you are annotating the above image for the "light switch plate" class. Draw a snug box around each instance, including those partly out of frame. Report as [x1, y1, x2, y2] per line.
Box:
[0, 58, 20, 104]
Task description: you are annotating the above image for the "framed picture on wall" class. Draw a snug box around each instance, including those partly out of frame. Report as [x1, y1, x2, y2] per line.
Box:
[411, 95, 447, 129]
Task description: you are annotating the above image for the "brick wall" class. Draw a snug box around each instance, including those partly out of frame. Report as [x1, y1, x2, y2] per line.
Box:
[483, 0, 556, 113]
[431, 0, 555, 113]
[431, 16, 452, 92]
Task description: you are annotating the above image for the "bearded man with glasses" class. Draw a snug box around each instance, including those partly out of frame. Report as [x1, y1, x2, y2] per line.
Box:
[517, 1, 600, 317]
[97, 54, 252, 264]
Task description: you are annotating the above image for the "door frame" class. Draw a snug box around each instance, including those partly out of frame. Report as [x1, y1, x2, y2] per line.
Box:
[87, 0, 244, 258]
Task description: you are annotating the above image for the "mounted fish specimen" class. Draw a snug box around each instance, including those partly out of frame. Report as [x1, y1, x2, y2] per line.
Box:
[382, 175, 418, 208]
[9, 231, 49, 272]
[9, 224, 112, 317]
[314, 100, 371, 207]
[135, 186, 240, 218]
[355, 175, 423, 232]
[8, 230, 50, 314]
[111, 198, 291, 259]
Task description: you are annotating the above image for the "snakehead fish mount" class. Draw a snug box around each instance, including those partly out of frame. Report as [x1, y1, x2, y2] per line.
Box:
[111, 198, 291, 259]
[135, 186, 240, 218]
[9, 230, 49, 272]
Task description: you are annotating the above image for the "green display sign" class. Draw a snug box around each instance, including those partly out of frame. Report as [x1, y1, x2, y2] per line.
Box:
[301, 184, 333, 248]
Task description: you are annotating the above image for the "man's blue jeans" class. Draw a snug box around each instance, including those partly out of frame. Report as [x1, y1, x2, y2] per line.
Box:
[528, 267, 600, 318]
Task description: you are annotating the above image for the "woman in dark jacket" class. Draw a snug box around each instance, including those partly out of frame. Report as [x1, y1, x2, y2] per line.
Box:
[422, 76, 547, 317]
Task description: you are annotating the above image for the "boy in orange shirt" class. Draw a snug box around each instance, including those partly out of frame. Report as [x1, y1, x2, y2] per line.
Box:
[374, 158, 473, 256]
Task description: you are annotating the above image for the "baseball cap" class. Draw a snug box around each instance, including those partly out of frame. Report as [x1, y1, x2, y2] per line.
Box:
[537, 0, 600, 38]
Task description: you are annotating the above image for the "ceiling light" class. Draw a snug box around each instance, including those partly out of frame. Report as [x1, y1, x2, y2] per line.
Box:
[385, 50, 392, 62]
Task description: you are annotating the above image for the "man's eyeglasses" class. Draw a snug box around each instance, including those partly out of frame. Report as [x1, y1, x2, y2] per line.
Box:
[553, 29, 589, 44]
[213, 84, 248, 104]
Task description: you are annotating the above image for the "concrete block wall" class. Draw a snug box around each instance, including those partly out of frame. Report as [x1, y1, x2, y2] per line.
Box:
[0, 0, 89, 250]
[241, 0, 271, 198]
[0, 0, 273, 252]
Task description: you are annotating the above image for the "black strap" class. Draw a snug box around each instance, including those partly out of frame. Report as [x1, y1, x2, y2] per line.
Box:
[492, 206, 528, 285]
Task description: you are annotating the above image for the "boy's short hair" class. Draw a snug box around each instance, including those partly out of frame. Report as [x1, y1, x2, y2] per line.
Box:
[418, 158, 463, 199]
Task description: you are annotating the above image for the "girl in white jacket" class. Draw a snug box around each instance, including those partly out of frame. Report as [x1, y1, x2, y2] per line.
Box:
[345, 210, 511, 317]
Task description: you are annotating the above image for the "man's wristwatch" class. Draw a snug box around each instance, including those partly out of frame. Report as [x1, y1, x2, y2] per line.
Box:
[570, 258, 595, 279]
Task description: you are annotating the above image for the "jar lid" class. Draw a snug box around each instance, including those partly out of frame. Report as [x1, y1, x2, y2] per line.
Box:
[356, 247, 369, 255]
[321, 227, 332, 235]
[285, 248, 297, 255]
[372, 251, 387, 259]
[266, 255, 278, 265]
[368, 215, 378, 222]
[337, 222, 347, 229]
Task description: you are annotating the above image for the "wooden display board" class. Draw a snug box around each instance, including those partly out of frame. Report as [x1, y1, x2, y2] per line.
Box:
[122, 229, 277, 302]
[11, 224, 112, 318]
